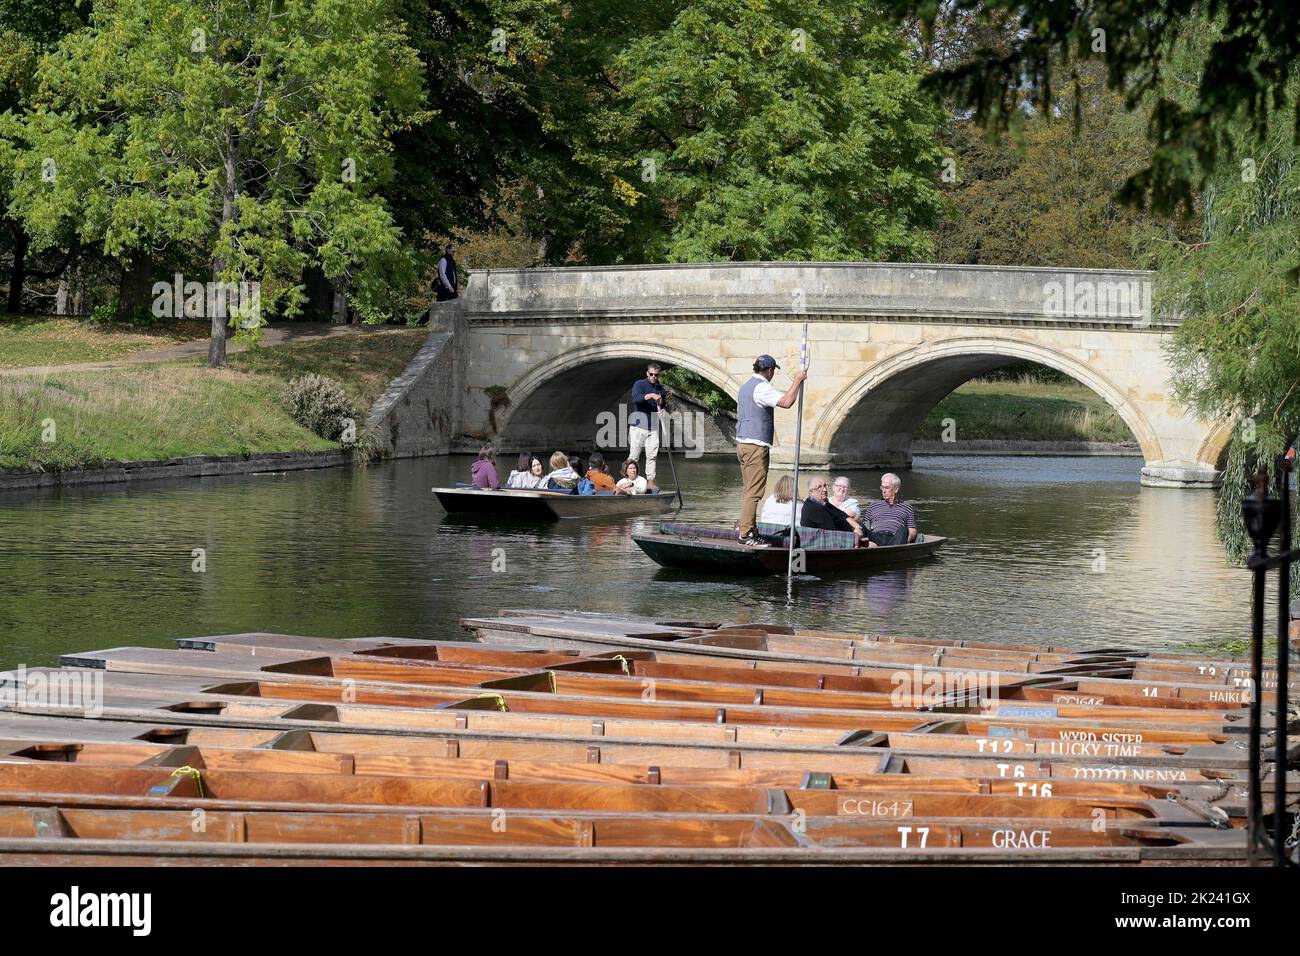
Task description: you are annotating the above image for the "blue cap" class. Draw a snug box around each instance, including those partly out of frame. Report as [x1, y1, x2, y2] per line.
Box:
[754, 354, 780, 370]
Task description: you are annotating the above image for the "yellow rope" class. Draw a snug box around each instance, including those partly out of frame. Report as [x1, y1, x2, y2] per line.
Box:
[476, 692, 509, 711]
[612, 655, 631, 676]
[169, 765, 204, 798]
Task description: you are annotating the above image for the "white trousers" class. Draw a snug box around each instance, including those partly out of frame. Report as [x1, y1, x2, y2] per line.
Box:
[628, 425, 659, 481]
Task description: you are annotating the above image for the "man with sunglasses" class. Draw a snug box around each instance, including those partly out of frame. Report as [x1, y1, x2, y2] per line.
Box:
[628, 362, 667, 484]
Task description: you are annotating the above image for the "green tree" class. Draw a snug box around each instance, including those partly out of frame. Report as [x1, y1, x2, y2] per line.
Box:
[1138, 24, 1300, 576]
[0, 0, 87, 314]
[518, 0, 946, 263]
[3, 0, 428, 365]
[933, 64, 1196, 267]
[383, 2, 562, 275]
[887, 0, 1300, 218]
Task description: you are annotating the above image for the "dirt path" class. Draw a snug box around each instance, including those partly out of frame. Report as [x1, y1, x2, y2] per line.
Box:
[0, 323, 393, 377]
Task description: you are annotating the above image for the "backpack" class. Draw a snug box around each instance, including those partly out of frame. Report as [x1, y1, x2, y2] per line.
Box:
[577, 478, 596, 495]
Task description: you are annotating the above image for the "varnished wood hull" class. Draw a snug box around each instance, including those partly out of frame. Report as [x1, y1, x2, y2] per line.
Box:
[632, 531, 946, 575]
[433, 487, 679, 521]
[0, 610, 1278, 865]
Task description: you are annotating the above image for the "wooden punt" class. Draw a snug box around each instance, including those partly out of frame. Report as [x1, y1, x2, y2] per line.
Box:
[5, 668, 1255, 777]
[0, 808, 1247, 865]
[0, 715, 1257, 790]
[169, 633, 1266, 727]
[0, 610, 1279, 865]
[182, 626, 1294, 700]
[50, 645, 1255, 745]
[0, 762, 1214, 826]
[0, 736, 1238, 802]
[488, 609, 1296, 688]
[461, 614, 1282, 707]
[38, 653, 1256, 752]
[432, 486, 679, 521]
[631, 526, 946, 575]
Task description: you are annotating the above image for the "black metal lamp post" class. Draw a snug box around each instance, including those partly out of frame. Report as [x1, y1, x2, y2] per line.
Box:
[1241, 455, 1297, 867]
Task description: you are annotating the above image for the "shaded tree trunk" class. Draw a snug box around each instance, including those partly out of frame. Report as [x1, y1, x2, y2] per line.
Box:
[116, 255, 154, 320]
[210, 133, 238, 367]
[6, 229, 28, 314]
[332, 279, 349, 324]
[302, 265, 333, 320]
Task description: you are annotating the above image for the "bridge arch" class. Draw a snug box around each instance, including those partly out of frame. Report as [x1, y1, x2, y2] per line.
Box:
[493, 341, 741, 453]
[812, 337, 1161, 469]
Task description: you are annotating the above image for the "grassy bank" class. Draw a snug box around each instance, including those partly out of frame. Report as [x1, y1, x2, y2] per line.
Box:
[0, 330, 427, 470]
[0, 314, 208, 369]
[917, 377, 1135, 444]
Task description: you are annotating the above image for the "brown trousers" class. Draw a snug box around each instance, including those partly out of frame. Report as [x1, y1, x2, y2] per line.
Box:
[736, 442, 771, 538]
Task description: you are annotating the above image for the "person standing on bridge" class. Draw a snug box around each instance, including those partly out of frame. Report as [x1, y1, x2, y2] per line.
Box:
[736, 354, 807, 547]
[435, 244, 458, 302]
[628, 362, 667, 484]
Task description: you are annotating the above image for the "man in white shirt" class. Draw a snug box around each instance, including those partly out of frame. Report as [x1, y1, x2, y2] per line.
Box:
[735, 354, 807, 547]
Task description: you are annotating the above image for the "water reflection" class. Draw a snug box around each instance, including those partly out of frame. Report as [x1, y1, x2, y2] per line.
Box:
[0, 453, 1252, 670]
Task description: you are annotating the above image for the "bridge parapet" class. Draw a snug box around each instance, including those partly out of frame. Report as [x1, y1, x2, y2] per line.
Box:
[463, 261, 1176, 329]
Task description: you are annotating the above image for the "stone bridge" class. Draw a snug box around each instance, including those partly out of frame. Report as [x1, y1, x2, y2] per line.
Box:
[437, 262, 1226, 487]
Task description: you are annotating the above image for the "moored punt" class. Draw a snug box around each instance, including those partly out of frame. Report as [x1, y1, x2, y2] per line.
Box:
[4, 667, 1257, 775]
[460, 616, 1284, 710]
[0, 809, 1248, 865]
[0, 735, 1242, 801]
[632, 522, 945, 575]
[0, 761, 1212, 825]
[39, 651, 1259, 746]
[51, 644, 1259, 739]
[3, 713, 1272, 792]
[486, 609, 1298, 689]
[432, 486, 679, 521]
[0, 610, 1286, 865]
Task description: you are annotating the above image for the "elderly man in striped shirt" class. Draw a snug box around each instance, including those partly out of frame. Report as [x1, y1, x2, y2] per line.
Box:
[865, 473, 917, 547]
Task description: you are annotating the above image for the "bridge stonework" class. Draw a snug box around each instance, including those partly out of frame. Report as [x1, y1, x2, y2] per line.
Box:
[448, 262, 1227, 488]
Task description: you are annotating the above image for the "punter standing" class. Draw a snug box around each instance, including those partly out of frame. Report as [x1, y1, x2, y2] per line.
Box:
[628, 362, 666, 483]
[736, 354, 807, 547]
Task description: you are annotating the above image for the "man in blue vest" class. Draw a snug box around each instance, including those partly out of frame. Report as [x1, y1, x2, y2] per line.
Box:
[736, 354, 807, 547]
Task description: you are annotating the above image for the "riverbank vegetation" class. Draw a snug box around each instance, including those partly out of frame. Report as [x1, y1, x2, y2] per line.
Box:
[0, 330, 426, 470]
[919, 378, 1134, 445]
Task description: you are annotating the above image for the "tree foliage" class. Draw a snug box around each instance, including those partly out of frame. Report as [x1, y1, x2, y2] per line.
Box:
[517, 0, 947, 263]
[3, 0, 429, 363]
[933, 64, 1196, 267]
[888, 0, 1300, 218]
[1140, 23, 1300, 572]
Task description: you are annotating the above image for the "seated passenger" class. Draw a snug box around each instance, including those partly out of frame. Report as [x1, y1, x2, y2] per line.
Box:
[585, 452, 617, 492]
[542, 451, 581, 489]
[829, 476, 860, 518]
[615, 459, 648, 495]
[801, 477, 865, 546]
[505, 451, 534, 487]
[508, 455, 546, 489]
[571, 456, 596, 494]
[759, 475, 803, 526]
[470, 445, 500, 489]
[865, 473, 917, 546]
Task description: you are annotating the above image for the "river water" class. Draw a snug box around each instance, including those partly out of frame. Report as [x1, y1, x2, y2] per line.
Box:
[0, 454, 1252, 670]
